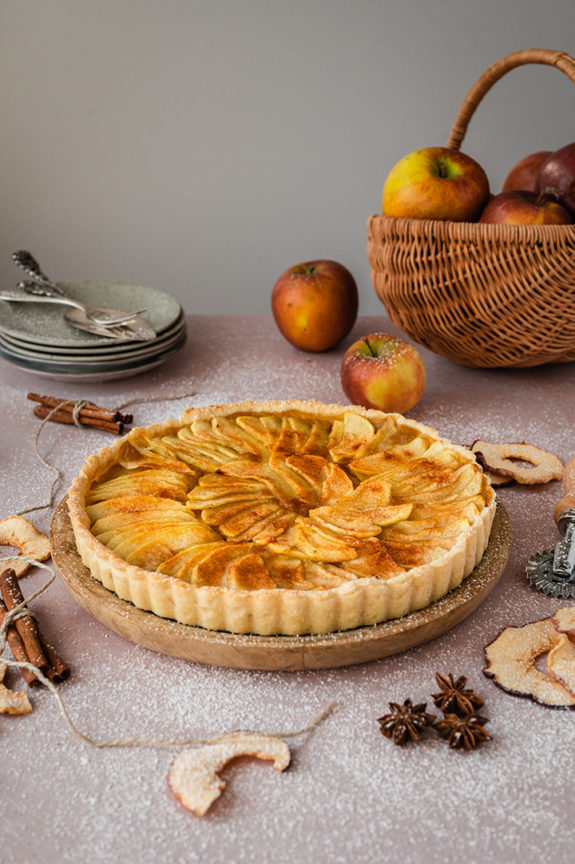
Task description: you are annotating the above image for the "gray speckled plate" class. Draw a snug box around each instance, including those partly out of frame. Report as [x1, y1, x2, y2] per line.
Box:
[0, 331, 186, 381]
[0, 311, 185, 358]
[0, 322, 186, 365]
[0, 281, 182, 347]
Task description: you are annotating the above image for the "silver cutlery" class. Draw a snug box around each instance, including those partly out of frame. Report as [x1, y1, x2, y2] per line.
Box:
[16, 280, 154, 333]
[0, 287, 156, 342]
[63, 307, 154, 340]
[11, 250, 150, 328]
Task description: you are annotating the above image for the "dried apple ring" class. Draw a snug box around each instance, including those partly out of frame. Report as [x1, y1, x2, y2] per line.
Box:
[168, 734, 291, 816]
[552, 606, 575, 636]
[547, 633, 575, 697]
[0, 663, 32, 715]
[483, 617, 575, 707]
[471, 440, 563, 485]
[482, 471, 514, 488]
[0, 516, 51, 578]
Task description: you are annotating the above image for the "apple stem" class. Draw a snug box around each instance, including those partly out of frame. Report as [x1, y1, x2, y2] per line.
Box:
[538, 187, 560, 205]
[363, 337, 376, 357]
[437, 160, 448, 179]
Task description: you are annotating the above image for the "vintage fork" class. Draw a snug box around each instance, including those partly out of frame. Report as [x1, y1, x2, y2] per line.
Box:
[11, 251, 147, 327]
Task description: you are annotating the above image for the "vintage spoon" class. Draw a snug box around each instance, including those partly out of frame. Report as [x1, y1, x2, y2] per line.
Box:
[0, 288, 156, 341]
[12, 251, 148, 328]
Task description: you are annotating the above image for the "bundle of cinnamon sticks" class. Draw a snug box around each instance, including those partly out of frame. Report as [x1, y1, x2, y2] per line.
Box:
[28, 392, 133, 435]
[0, 568, 69, 686]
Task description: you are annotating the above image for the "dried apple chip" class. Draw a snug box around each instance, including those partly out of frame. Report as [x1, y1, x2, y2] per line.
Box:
[547, 633, 575, 697]
[0, 663, 32, 715]
[483, 618, 575, 708]
[552, 606, 575, 635]
[0, 516, 51, 578]
[482, 471, 515, 488]
[168, 734, 291, 816]
[471, 440, 563, 485]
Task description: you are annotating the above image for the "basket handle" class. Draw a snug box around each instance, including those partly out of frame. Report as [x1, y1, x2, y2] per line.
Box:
[447, 49, 575, 150]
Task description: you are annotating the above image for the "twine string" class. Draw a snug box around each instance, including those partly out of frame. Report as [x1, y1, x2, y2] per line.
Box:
[114, 392, 196, 411]
[17, 391, 197, 517]
[0, 556, 336, 750]
[9, 391, 337, 750]
[71, 399, 89, 425]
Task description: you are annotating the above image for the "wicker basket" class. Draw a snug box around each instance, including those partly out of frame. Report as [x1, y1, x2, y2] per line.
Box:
[367, 49, 575, 368]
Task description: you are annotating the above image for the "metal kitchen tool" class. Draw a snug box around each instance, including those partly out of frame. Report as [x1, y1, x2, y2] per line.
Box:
[16, 279, 147, 328]
[0, 288, 156, 342]
[12, 249, 61, 288]
[63, 308, 154, 341]
[526, 456, 575, 598]
[12, 250, 148, 327]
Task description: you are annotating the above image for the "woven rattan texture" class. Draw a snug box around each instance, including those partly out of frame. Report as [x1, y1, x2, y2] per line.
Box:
[367, 49, 575, 368]
[367, 215, 575, 368]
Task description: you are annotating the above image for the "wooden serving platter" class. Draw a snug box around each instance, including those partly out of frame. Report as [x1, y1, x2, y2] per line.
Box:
[51, 498, 511, 671]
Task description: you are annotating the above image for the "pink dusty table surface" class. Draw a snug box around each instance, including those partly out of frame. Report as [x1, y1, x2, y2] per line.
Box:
[0, 314, 574, 864]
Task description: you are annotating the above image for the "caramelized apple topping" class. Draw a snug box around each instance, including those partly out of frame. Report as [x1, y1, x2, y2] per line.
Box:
[85, 410, 492, 590]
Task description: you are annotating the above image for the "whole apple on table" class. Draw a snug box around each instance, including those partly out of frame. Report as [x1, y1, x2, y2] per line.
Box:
[340, 333, 426, 414]
[271, 259, 358, 352]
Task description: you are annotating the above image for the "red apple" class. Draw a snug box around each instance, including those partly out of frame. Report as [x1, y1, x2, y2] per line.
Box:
[340, 333, 426, 414]
[382, 147, 490, 221]
[271, 260, 358, 352]
[537, 142, 575, 215]
[479, 190, 571, 225]
[502, 150, 551, 193]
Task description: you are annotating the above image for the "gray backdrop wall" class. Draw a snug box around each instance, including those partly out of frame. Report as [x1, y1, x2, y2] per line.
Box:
[1, 1, 573, 315]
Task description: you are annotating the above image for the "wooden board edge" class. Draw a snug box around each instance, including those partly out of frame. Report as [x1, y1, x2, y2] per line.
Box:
[50, 498, 511, 671]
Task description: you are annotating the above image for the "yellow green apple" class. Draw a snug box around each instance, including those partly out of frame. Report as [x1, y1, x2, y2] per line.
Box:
[382, 147, 490, 221]
[340, 333, 426, 414]
[271, 260, 358, 352]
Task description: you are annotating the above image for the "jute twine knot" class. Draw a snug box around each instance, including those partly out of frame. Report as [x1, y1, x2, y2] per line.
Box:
[71, 399, 89, 426]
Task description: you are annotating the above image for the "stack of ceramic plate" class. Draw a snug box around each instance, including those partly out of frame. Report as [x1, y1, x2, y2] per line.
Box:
[0, 281, 186, 381]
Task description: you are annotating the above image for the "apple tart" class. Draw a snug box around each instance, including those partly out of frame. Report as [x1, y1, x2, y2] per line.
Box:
[67, 401, 496, 635]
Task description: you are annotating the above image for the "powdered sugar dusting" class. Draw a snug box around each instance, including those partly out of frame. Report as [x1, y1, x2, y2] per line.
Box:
[1, 315, 574, 864]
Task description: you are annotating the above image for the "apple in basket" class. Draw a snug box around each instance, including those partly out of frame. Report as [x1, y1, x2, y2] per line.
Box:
[536, 142, 575, 216]
[502, 150, 551, 193]
[340, 333, 426, 414]
[382, 147, 490, 221]
[271, 259, 358, 352]
[479, 190, 571, 225]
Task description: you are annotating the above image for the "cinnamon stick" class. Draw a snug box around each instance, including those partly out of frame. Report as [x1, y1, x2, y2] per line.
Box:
[27, 393, 133, 426]
[0, 568, 70, 685]
[41, 638, 70, 683]
[0, 597, 40, 686]
[32, 405, 124, 435]
[0, 569, 49, 674]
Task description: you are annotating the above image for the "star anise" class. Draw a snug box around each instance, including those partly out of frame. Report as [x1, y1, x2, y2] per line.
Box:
[434, 712, 490, 751]
[377, 698, 436, 746]
[432, 672, 484, 717]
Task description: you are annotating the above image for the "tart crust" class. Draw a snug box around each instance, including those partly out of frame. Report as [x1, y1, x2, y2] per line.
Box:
[67, 400, 495, 635]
